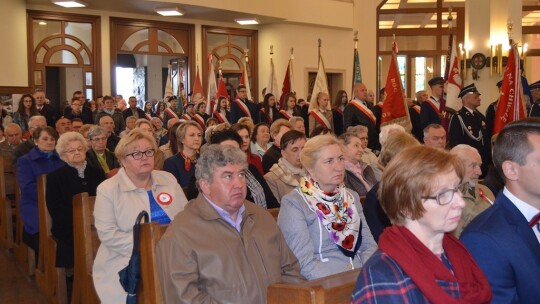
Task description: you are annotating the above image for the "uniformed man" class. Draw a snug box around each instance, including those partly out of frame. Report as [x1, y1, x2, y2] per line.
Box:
[420, 76, 445, 130]
[448, 83, 490, 177]
[484, 80, 502, 142]
[528, 80, 540, 117]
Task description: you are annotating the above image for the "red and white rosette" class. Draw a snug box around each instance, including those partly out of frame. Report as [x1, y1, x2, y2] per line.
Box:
[157, 192, 173, 207]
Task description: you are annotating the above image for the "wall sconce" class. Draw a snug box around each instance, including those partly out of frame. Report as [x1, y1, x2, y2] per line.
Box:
[459, 42, 471, 80]
[523, 43, 528, 75]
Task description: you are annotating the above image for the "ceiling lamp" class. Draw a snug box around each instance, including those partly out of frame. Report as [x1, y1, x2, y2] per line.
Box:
[235, 18, 259, 25]
[52, 0, 87, 8]
[155, 7, 184, 16]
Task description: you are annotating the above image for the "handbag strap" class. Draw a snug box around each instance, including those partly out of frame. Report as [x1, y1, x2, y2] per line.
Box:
[132, 210, 149, 253]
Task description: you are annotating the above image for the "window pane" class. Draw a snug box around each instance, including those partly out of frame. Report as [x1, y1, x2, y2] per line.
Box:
[86, 72, 93, 86]
[397, 55, 407, 94]
[122, 29, 149, 51]
[33, 20, 61, 50]
[65, 22, 92, 49]
[157, 30, 184, 53]
[49, 50, 78, 64]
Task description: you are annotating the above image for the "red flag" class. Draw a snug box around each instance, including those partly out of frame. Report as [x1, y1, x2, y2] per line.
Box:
[279, 59, 293, 109]
[493, 43, 526, 135]
[191, 66, 205, 104]
[217, 75, 229, 100]
[381, 42, 411, 131]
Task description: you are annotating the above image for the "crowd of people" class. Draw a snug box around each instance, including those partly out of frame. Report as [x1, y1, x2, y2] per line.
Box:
[2, 77, 540, 303]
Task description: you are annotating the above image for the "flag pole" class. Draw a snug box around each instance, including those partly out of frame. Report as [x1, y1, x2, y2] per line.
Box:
[290, 47, 295, 94]
[354, 30, 358, 49]
[318, 39, 321, 60]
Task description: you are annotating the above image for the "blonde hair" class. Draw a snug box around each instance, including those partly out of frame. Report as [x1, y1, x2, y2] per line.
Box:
[378, 132, 420, 168]
[300, 134, 341, 170]
[115, 129, 157, 160]
[175, 121, 203, 152]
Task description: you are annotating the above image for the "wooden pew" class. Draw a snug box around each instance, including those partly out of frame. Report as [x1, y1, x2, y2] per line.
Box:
[267, 208, 280, 221]
[72, 192, 100, 304]
[0, 155, 14, 252]
[36, 175, 68, 304]
[138, 222, 168, 304]
[268, 269, 361, 304]
[12, 172, 36, 278]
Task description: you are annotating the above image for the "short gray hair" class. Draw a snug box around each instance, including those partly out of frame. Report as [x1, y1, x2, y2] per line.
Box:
[87, 125, 108, 140]
[28, 115, 46, 128]
[450, 144, 480, 160]
[289, 116, 304, 126]
[195, 144, 247, 186]
[56, 131, 88, 160]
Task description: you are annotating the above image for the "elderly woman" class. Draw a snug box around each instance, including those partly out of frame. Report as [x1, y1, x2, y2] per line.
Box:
[151, 117, 167, 145]
[340, 132, 378, 197]
[348, 125, 380, 179]
[93, 129, 188, 303]
[351, 146, 492, 303]
[308, 92, 333, 137]
[16, 126, 64, 253]
[278, 135, 377, 280]
[135, 118, 165, 169]
[47, 132, 105, 269]
[264, 130, 306, 202]
[163, 121, 203, 188]
[86, 125, 120, 178]
[250, 122, 272, 159]
[363, 131, 419, 242]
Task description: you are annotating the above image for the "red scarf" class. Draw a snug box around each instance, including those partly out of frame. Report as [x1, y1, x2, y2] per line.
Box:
[379, 226, 492, 304]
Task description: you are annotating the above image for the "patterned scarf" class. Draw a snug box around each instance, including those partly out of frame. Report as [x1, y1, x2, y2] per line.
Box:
[270, 158, 305, 187]
[299, 176, 361, 257]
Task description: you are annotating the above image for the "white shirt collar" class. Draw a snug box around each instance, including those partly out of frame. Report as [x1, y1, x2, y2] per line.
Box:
[503, 187, 540, 222]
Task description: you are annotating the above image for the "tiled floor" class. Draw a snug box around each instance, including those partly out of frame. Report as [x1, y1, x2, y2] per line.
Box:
[0, 250, 46, 303]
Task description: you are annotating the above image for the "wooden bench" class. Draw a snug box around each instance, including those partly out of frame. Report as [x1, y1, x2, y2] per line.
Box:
[138, 222, 168, 304]
[267, 208, 280, 221]
[267, 269, 361, 304]
[0, 155, 15, 252]
[72, 192, 100, 304]
[36, 175, 68, 304]
[12, 172, 36, 278]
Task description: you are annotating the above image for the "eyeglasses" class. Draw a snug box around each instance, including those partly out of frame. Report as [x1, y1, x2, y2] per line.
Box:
[91, 137, 107, 142]
[238, 90, 247, 93]
[66, 147, 85, 154]
[126, 149, 155, 160]
[421, 182, 466, 206]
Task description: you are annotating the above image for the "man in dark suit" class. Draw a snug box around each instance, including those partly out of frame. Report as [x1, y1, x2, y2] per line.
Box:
[34, 89, 59, 127]
[122, 96, 146, 121]
[344, 83, 380, 152]
[484, 80, 502, 142]
[461, 118, 540, 304]
[448, 83, 490, 176]
[230, 84, 259, 124]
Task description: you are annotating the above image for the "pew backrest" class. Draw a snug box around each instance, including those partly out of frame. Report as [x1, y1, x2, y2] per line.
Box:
[138, 222, 168, 304]
[268, 269, 360, 304]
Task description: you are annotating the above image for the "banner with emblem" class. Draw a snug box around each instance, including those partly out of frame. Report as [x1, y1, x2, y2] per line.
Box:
[240, 52, 253, 101]
[191, 65, 205, 104]
[381, 41, 411, 131]
[493, 42, 526, 135]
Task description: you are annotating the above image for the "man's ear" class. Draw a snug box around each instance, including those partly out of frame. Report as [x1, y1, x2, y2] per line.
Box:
[198, 179, 210, 196]
[501, 160, 519, 182]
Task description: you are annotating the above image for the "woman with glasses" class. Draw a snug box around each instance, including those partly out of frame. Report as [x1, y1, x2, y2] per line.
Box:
[47, 132, 105, 273]
[351, 146, 492, 303]
[93, 129, 187, 303]
[86, 126, 120, 178]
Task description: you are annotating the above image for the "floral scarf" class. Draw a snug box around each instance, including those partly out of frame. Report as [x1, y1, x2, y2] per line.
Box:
[299, 176, 361, 257]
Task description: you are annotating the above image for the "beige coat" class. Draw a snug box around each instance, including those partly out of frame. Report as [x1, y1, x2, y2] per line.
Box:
[93, 168, 187, 304]
[157, 194, 305, 304]
[453, 183, 494, 238]
[264, 158, 304, 203]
